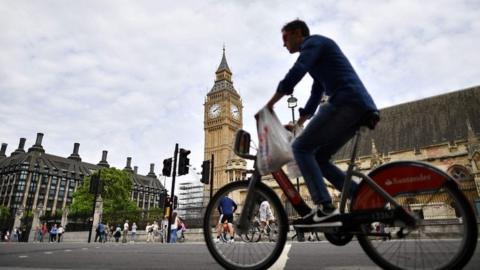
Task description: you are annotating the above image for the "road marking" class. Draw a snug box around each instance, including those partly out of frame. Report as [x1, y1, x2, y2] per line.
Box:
[64, 249, 72, 252]
[44, 252, 52, 254]
[324, 267, 381, 270]
[18, 255, 28, 258]
[81, 248, 88, 250]
[269, 243, 291, 270]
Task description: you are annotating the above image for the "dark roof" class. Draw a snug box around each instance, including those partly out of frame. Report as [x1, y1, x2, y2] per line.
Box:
[0, 147, 164, 190]
[132, 174, 163, 189]
[0, 151, 98, 179]
[334, 86, 480, 160]
[216, 47, 231, 73]
[209, 48, 239, 96]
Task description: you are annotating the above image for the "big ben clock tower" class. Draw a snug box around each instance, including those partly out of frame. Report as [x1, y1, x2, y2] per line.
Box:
[204, 47, 247, 193]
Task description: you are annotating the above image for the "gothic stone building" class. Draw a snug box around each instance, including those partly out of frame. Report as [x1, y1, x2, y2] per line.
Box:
[0, 133, 165, 221]
[334, 86, 480, 216]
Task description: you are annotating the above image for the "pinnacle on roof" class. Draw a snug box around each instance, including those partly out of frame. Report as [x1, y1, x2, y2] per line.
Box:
[216, 45, 231, 74]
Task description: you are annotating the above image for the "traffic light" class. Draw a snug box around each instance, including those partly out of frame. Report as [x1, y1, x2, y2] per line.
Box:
[159, 189, 167, 207]
[178, 148, 190, 176]
[89, 173, 101, 194]
[164, 195, 171, 208]
[173, 195, 178, 209]
[162, 158, 172, 176]
[200, 160, 211, 184]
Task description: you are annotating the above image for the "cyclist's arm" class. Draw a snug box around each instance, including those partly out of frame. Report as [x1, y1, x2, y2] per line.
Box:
[233, 201, 238, 212]
[300, 80, 324, 118]
[266, 91, 285, 111]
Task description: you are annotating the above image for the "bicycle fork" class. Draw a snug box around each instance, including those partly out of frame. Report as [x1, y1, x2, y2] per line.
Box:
[236, 167, 263, 235]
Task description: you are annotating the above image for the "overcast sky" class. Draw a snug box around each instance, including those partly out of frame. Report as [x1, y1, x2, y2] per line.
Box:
[1, 0, 479, 191]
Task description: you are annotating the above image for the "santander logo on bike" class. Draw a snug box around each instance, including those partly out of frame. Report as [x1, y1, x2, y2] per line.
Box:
[384, 174, 431, 186]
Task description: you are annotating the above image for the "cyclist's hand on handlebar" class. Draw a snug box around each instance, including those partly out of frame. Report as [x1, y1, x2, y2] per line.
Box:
[284, 122, 296, 132]
[254, 105, 274, 120]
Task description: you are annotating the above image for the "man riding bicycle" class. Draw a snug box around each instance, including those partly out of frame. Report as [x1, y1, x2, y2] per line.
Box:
[265, 19, 378, 227]
[216, 194, 237, 243]
[259, 199, 275, 233]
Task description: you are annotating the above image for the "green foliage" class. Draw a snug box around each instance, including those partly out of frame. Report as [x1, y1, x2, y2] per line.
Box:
[0, 205, 11, 219]
[69, 168, 139, 219]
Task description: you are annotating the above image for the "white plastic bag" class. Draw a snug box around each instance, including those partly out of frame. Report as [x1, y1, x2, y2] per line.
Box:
[256, 107, 294, 175]
[285, 124, 303, 179]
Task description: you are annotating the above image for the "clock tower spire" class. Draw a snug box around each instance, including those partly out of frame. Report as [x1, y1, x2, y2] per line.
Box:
[204, 47, 246, 193]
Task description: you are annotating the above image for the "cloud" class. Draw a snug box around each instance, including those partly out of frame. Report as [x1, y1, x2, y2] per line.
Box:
[1, 0, 479, 191]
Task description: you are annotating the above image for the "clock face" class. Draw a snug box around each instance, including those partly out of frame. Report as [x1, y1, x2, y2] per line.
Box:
[231, 105, 240, 120]
[208, 104, 221, 118]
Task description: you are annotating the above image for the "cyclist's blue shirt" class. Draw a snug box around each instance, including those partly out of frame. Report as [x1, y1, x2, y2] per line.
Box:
[218, 197, 237, 216]
[277, 35, 377, 116]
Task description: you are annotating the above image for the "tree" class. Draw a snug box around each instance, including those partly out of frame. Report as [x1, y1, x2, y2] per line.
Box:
[0, 205, 10, 219]
[69, 168, 139, 219]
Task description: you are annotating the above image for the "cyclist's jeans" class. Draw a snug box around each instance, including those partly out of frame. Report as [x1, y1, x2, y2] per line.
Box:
[292, 102, 362, 205]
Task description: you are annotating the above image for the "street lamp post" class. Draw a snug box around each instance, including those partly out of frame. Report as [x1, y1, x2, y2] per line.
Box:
[287, 95, 300, 192]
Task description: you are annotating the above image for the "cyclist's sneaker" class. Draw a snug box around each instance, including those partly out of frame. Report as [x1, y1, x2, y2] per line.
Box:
[214, 237, 220, 243]
[293, 203, 341, 227]
[228, 238, 235, 243]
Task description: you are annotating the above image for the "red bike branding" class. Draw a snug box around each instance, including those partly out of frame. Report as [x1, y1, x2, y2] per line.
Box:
[352, 161, 448, 210]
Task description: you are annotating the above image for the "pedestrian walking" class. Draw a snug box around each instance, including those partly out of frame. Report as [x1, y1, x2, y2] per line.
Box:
[152, 221, 159, 242]
[41, 223, 48, 242]
[104, 223, 110, 243]
[122, 220, 129, 243]
[131, 222, 137, 243]
[113, 225, 121, 243]
[3, 230, 10, 242]
[170, 212, 180, 243]
[49, 224, 58, 242]
[161, 215, 168, 243]
[33, 226, 41, 242]
[97, 221, 105, 243]
[109, 225, 114, 242]
[12, 227, 19, 242]
[57, 225, 65, 242]
[146, 223, 154, 243]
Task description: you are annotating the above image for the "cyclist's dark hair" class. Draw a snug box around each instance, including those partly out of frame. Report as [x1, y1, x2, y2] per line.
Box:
[282, 19, 310, 37]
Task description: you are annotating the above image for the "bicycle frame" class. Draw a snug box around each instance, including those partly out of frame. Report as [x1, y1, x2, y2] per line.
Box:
[234, 128, 418, 234]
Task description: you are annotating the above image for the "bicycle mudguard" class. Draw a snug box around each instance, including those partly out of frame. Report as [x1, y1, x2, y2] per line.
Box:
[352, 161, 454, 210]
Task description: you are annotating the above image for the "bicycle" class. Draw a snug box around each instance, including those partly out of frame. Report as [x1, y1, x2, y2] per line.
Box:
[203, 111, 478, 270]
[240, 215, 278, 243]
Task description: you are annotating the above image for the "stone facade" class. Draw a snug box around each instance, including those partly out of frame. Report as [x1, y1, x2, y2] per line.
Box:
[0, 133, 165, 229]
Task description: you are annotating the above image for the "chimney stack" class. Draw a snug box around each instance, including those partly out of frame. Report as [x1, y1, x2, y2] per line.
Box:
[28, 133, 45, 153]
[68, 143, 82, 162]
[147, 163, 157, 178]
[124, 157, 133, 173]
[97, 150, 110, 168]
[11, 138, 26, 156]
[134, 166, 138, 174]
[0, 143, 7, 159]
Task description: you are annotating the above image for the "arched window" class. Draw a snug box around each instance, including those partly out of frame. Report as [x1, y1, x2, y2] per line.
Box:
[472, 151, 480, 171]
[447, 165, 472, 181]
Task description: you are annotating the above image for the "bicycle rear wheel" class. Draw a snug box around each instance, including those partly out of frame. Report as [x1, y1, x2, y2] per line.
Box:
[203, 181, 288, 270]
[356, 181, 478, 270]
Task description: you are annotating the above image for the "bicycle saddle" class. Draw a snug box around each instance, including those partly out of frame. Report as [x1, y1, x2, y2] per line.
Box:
[359, 111, 380, 130]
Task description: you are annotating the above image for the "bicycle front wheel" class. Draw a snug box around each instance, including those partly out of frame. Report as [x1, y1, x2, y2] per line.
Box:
[356, 181, 478, 270]
[203, 181, 288, 270]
